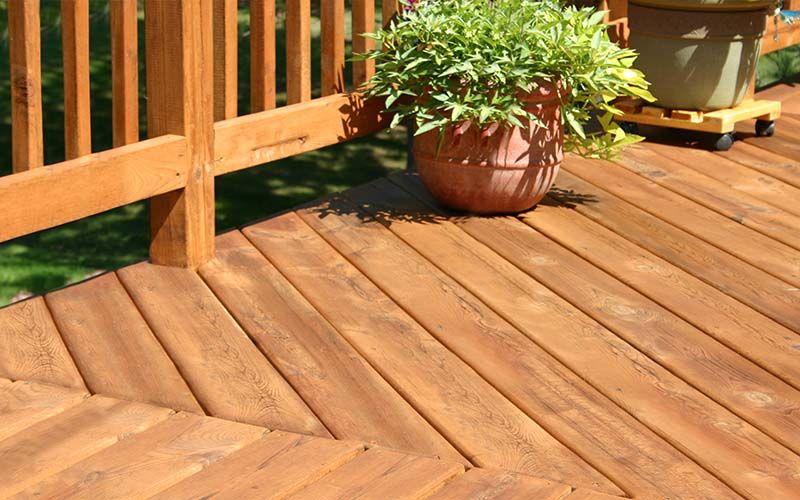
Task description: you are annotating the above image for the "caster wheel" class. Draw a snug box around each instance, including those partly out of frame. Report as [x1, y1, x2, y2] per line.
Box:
[755, 119, 775, 137]
[619, 121, 639, 134]
[713, 132, 735, 151]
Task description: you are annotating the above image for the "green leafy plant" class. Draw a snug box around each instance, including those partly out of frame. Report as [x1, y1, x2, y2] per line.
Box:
[358, 0, 655, 158]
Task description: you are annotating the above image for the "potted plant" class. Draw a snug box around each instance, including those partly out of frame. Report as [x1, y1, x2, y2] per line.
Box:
[358, 0, 653, 213]
[627, 0, 777, 111]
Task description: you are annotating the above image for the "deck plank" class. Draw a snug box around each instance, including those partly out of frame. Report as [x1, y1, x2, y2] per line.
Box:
[116, 262, 328, 436]
[0, 297, 84, 389]
[286, 447, 464, 500]
[342, 180, 738, 500]
[199, 230, 464, 462]
[0, 395, 172, 497]
[644, 141, 800, 217]
[0, 380, 88, 442]
[153, 431, 364, 500]
[549, 171, 800, 375]
[718, 141, 800, 189]
[45, 272, 203, 412]
[562, 155, 800, 287]
[350, 178, 800, 499]
[427, 468, 573, 500]
[243, 213, 621, 494]
[16, 412, 265, 499]
[618, 144, 800, 250]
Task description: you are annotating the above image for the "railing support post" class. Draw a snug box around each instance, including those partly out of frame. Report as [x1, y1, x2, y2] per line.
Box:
[145, 0, 215, 268]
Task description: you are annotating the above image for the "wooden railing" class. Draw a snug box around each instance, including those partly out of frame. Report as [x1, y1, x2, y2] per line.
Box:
[1, 0, 398, 268]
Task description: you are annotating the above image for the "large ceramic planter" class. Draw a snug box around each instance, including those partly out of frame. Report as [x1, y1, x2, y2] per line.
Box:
[628, 0, 771, 110]
[413, 82, 563, 214]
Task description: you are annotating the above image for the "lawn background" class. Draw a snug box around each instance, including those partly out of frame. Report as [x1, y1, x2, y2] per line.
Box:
[0, 1, 797, 304]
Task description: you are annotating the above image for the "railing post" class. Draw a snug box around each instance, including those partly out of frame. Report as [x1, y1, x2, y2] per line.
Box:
[145, 0, 215, 268]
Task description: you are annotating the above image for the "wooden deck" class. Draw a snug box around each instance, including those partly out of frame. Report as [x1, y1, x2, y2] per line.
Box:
[1, 84, 799, 499]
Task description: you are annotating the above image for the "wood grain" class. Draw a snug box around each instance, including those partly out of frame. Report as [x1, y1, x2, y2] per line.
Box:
[0, 297, 84, 388]
[244, 213, 622, 494]
[153, 431, 365, 500]
[428, 468, 572, 500]
[351, 0, 375, 86]
[213, 92, 390, 175]
[618, 144, 800, 251]
[647, 141, 800, 217]
[386, 175, 800, 499]
[548, 171, 800, 376]
[15, 412, 265, 499]
[109, 0, 140, 147]
[45, 272, 203, 413]
[0, 380, 88, 442]
[562, 155, 800, 288]
[0, 395, 172, 497]
[213, 0, 238, 120]
[286, 448, 464, 500]
[286, 0, 311, 104]
[145, 0, 216, 267]
[250, 0, 276, 111]
[199, 231, 464, 461]
[117, 262, 328, 435]
[61, 0, 92, 159]
[8, 0, 44, 171]
[321, 0, 345, 95]
[717, 141, 800, 189]
[0, 135, 187, 244]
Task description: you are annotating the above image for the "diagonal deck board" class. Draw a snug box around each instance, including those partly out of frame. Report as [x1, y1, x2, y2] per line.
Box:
[0, 297, 85, 389]
[45, 272, 203, 413]
[16, 412, 266, 499]
[427, 468, 572, 500]
[286, 447, 464, 500]
[244, 213, 621, 494]
[153, 431, 365, 500]
[199, 230, 465, 462]
[618, 144, 800, 251]
[717, 141, 800, 189]
[332, 178, 800, 499]
[643, 141, 800, 217]
[0, 379, 87, 441]
[0, 395, 173, 497]
[562, 155, 800, 287]
[548, 171, 800, 373]
[334, 181, 738, 499]
[116, 262, 329, 436]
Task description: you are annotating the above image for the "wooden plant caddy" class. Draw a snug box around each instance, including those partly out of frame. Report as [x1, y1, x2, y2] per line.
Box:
[614, 98, 782, 151]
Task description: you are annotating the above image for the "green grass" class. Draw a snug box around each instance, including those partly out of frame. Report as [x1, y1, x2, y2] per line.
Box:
[0, 2, 797, 305]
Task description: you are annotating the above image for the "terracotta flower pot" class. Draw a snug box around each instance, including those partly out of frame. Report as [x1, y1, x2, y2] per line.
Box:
[413, 81, 564, 214]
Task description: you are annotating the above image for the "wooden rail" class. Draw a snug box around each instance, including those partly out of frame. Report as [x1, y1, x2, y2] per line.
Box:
[1, 0, 397, 268]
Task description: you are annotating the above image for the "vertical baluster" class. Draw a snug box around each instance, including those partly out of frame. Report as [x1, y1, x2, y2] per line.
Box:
[145, 0, 216, 267]
[62, 0, 92, 159]
[110, 0, 139, 147]
[8, 0, 44, 172]
[250, 0, 276, 111]
[321, 0, 344, 95]
[214, 0, 238, 120]
[383, 0, 399, 28]
[286, 0, 311, 104]
[352, 0, 375, 87]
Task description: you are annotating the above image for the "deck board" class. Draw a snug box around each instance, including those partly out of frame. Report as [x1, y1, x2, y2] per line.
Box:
[116, 262, 329, 436]
[45, 272, 203, 413]
[244, 213, 620, 494]
[0, 297, 85, 388]
[199, 230, 465, 462]
[0, 85, 798, 499]
[341, 177, 800, 499]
